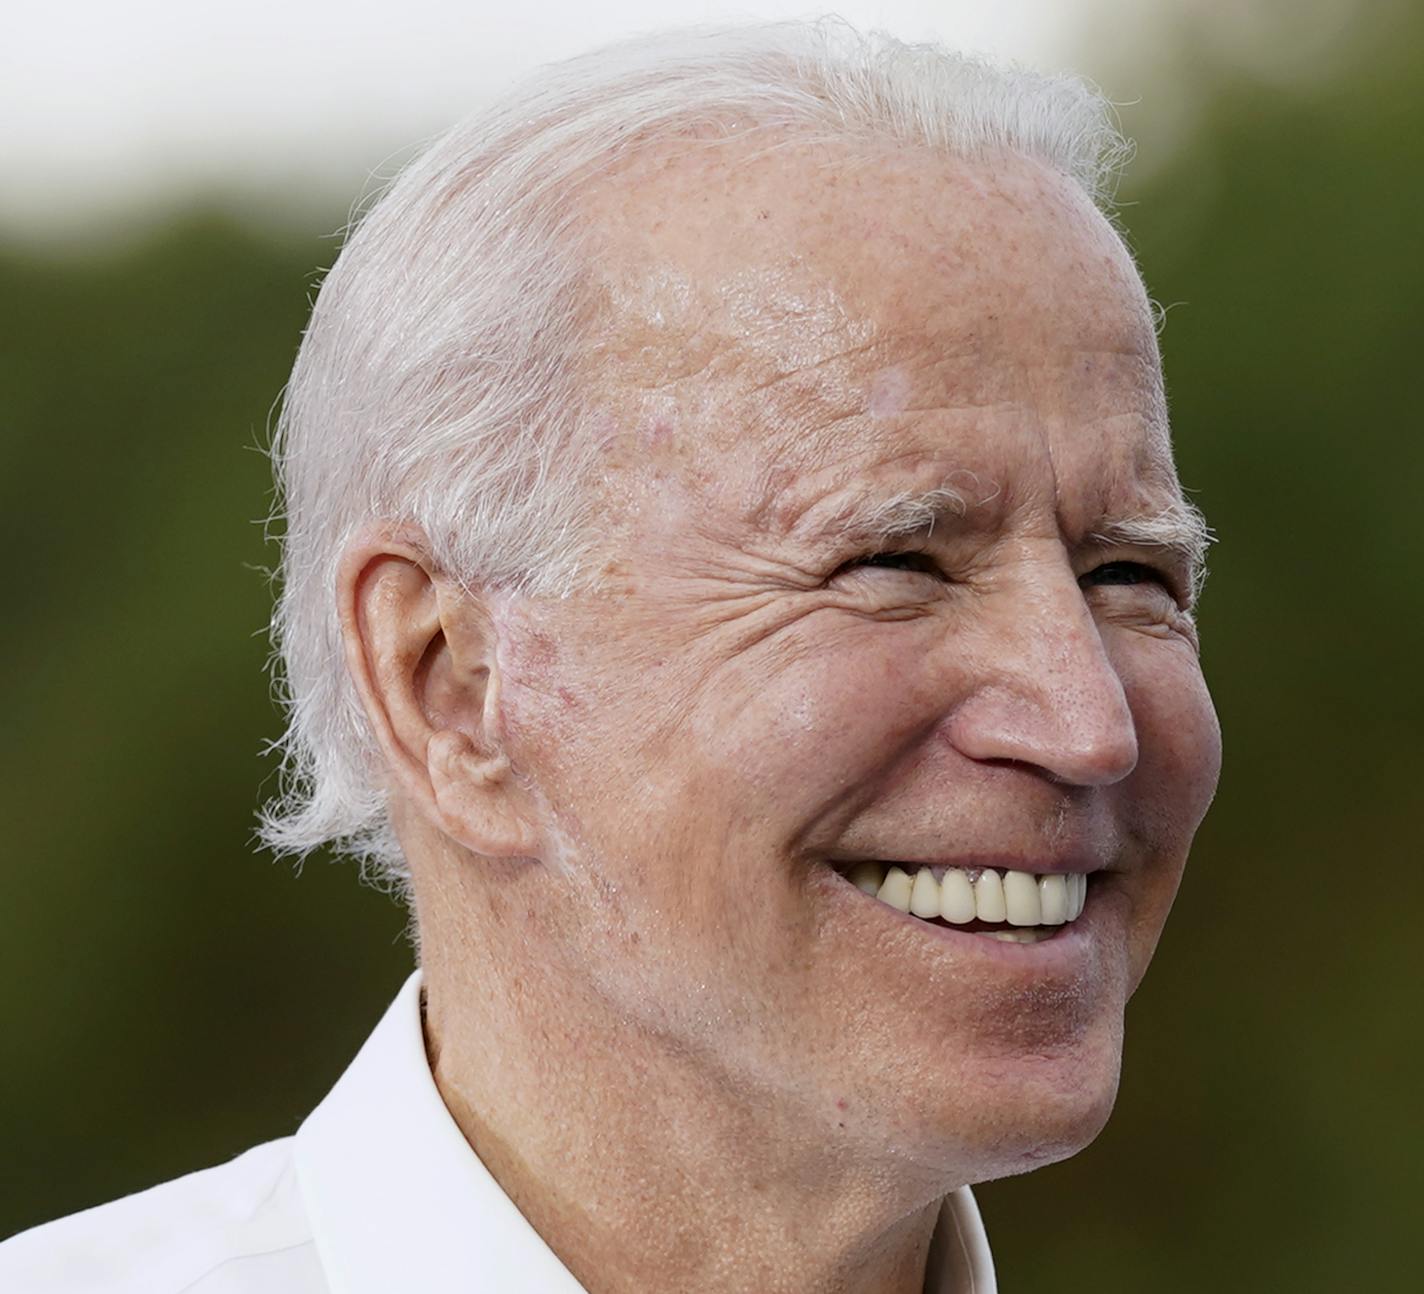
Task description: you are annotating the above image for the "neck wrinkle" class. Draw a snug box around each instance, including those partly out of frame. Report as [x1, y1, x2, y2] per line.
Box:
[420, 944, 960, 1294]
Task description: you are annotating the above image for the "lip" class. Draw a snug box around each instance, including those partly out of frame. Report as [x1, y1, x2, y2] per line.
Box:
[811, 859, 1111, 972]
[824, 854, 1108, 878]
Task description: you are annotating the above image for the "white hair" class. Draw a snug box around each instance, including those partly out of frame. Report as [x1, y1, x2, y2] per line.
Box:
[258, 17, 1133, 891]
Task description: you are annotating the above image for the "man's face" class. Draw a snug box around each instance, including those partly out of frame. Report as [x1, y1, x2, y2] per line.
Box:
[482, 142, 1220, 1186]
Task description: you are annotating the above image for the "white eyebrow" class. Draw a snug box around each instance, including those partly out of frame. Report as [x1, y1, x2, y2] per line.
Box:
[822, 487, 1214, 604]
[1088, 499, 1215, 603]
[820, 485, 972, 545]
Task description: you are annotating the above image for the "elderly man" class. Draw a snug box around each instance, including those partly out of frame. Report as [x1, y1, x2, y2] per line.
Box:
[3, 20, 1220, 1294]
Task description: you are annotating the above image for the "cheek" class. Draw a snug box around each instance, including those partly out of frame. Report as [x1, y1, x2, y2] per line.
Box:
[687, 629, 934, 822]
[1123, 647, 1222, 837]
[1114, 646, 1221, 981]
[494, 605, 643, 784]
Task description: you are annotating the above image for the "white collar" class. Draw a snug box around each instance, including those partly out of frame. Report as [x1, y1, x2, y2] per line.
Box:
[295, 970, 996, 1293]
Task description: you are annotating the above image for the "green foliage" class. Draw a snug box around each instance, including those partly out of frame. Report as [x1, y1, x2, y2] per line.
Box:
[0, 214, 412, 1235]
[3, 19, 1419, 1285]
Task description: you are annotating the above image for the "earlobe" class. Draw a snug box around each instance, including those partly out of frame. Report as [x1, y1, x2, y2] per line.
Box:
[427, 729, 540, 858]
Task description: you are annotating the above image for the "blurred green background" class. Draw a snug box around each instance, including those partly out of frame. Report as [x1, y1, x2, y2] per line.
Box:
[3, 6, 1420, 1290]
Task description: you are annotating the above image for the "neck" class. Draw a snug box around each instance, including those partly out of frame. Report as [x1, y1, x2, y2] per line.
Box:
[417, 917, 956, 1293]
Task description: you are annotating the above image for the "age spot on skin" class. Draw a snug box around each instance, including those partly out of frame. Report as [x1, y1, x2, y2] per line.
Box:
[866, 365, 912, 417]
[642, 416, 675, 448]
[522, 628, 560, 672]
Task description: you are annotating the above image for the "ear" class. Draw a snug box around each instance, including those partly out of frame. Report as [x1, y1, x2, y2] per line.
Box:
[337, 526, 540, 859]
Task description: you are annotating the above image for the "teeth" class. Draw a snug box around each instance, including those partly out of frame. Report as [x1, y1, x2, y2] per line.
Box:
[842, 861, 1094, 934]
[939, 869, 976, 924]
[1038, 874, 1068, 925]
[909, 867, 941, 917]
[1003, 870, 1042, 925]
[848, 861, 885, 895]
[974, 870, 1007, 923]
[876, 865, 914, 913]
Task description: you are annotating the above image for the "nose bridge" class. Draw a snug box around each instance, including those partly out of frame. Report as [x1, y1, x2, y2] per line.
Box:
[951, 571, 1139, 787]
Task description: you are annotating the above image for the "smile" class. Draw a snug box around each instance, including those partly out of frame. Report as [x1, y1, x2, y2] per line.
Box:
[837, 862, 1090, 943]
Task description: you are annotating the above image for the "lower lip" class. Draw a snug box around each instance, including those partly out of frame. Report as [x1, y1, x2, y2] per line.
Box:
[811, 862, 1106, 973]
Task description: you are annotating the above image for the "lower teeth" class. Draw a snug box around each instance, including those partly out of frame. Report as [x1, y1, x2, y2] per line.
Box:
[978, 928, 1054, 944]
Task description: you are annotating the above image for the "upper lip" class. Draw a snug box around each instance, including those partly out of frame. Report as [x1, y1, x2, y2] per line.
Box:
[825, 854, 1109, 875]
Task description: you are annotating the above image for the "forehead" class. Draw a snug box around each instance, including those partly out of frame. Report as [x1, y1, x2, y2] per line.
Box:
[581, 135, 1178, 534]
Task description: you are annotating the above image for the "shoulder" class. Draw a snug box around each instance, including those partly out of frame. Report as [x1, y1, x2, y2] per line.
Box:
[0, 1138, 327, 1294]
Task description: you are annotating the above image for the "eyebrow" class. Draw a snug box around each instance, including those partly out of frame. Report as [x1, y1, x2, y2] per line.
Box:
[819, 484, 973, 546]
[1088, 500, 1215, 603]
[818, 486, 1214, 603]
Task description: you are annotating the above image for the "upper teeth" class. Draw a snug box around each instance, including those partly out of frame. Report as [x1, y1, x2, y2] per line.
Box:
[845, 862, 1088, 926]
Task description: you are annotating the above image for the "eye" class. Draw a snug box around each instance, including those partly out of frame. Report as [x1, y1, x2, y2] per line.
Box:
[1079, 561, 1174, 593]
[832, 550, 943, 579]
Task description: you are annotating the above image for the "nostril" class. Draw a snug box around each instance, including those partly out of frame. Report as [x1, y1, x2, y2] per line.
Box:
[942, 680, 1138, 788]
[1053, 728, 1138, 788]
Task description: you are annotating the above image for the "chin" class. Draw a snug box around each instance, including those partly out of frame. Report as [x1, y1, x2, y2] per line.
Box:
[890, 1013, 1125, 1188]
[961, 1024, 1125, 1184]
[997, 1069, 1119, 1182]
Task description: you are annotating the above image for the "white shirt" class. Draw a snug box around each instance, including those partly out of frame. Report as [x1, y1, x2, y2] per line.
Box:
[2, 971, 997, 1293]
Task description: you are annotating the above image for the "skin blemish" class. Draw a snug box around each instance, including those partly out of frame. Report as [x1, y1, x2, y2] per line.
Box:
[643, 416, 674, 449]
[522, 628, 559, 672]
[866, 365, 912, 417]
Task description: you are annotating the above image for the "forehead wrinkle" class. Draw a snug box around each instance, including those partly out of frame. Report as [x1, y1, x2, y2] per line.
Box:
[754, 456, 1002, 546]
[742, 333, 884, 397]
[584, 270, 891, 456]
[736, 334, 1027, 499]
[581, 134, 1174, 556]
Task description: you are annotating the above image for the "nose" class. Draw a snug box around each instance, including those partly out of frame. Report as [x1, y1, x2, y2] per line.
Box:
[943, 582, 1139, 788]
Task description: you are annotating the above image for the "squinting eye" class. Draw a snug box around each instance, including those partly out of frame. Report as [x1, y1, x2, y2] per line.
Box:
[1079, 561, 1169, 590]
[834, 551, 943, 578]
